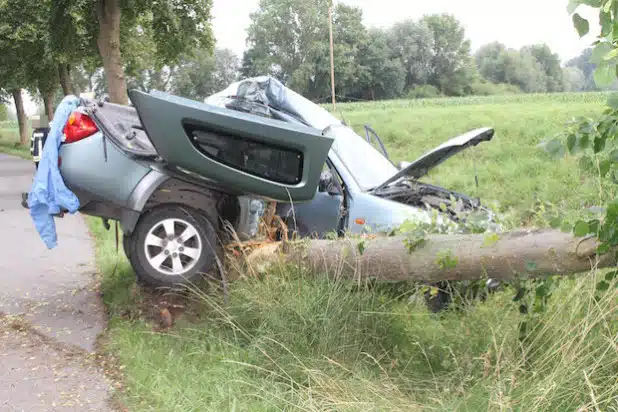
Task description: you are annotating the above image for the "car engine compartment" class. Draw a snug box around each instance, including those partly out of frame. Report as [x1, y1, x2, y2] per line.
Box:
[372, 180, 483, 221]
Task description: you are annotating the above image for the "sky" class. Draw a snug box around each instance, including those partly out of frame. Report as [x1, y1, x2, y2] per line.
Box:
[12, 0, 600, 115]
[211, 0, 599, 62]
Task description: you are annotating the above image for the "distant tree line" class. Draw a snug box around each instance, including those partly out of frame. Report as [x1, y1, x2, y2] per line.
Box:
[239, 0, 612, 102]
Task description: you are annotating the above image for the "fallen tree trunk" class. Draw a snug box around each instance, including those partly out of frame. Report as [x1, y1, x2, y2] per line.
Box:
[247, 229, 616, 282]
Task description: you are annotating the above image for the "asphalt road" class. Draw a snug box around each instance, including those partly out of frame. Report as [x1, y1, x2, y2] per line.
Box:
[0, 154, 112, 411]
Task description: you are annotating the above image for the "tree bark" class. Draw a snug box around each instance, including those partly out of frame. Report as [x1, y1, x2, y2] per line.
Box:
[247, 229, 616, 283]
[96, 0, 128, 105]
[43, 92, 54, 122]
[58, 64, 72, 96]
[11, 89, 28, 146]
[68, 66, 82, 96]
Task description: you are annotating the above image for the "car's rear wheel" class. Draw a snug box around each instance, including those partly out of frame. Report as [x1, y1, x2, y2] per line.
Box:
[127, 205, 218, 287]
[122, 234, 132, 260]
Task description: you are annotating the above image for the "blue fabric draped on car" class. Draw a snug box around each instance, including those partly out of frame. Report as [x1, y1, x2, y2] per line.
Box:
[27, 95, 81, 249]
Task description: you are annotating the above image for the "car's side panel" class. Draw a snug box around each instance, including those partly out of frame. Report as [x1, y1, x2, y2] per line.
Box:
[59, 131, 150, 207]
[126, 169, 169, 212]
[346, 192, 433, 235]
[277, 191, 343, 238]
[129, 89, 334, 202]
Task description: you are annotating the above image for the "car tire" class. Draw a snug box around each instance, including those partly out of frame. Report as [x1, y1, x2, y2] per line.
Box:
[122, 234, 132, 260]
[424, 282, 452, 313]
[127, 205, 218, 287]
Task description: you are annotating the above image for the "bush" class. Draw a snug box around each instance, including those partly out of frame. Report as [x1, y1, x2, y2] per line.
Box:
[470, 81, 522, 96]
[406, 84, 441, 99]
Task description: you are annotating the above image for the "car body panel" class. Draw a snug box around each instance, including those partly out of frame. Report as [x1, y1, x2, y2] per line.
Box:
[126, 169, 170, 212]
[277, 191, 344, 238]
[128, 89, 334, 202]
[59, 130, 150, 208]
[346, 191, 434, 235]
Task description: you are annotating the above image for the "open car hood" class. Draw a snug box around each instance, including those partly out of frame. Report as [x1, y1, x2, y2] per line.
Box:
[371, 127, 495, 193]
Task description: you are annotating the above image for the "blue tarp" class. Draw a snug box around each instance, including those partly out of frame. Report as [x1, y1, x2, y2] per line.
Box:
[27, 95, 81, 249]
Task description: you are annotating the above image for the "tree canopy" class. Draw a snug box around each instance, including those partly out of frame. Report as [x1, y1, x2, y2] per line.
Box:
[241, 0, 585, 101]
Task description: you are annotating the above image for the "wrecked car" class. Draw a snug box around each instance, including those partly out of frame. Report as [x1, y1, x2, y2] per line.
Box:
[24, 76, 495, 289]
[204, 77, 496, 240]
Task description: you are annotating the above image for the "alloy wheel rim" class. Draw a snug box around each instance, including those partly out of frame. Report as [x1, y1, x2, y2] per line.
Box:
[144, 218, 202, 276]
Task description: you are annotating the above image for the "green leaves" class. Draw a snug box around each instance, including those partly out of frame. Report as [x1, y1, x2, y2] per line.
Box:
[604, 48, 618, 62]
[357, 240, 366, 256]
[602, 0, 613, 12]
[599, 159, 612, 176]
[540, 138, 566, 159]
[590, 43, 618, 87]
[568, 0, 581, 14]
[525, 260, 537, 272]
[573, 13, 590, 37]
[591, 42, 613, 64]
[549, 216, 563, 229]
[566, 0, 618, 304]
[608, 149, 618, 162]
[596, 280, 610, 291]
[566, 133, 577, 152]
[600, 9, 613, 36]
[594, 62, 617, 86]
[573, 220, 590, 237]
[594, 135, 607, 153]
[435, 249, 458, 270]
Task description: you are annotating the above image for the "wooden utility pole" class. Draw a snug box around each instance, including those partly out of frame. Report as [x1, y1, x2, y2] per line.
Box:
[328, 2, 336, 111]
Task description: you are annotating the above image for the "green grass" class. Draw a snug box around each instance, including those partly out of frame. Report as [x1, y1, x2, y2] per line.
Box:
[88, 92, 617, 411]
[0, 123, 30, 159]
[0, 130, 31, 159]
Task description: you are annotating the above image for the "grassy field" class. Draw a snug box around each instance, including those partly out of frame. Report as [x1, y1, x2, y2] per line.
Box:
[339, 91, 611, 226]
[85, 92, 618, 411]
[0, 120, 29, 159]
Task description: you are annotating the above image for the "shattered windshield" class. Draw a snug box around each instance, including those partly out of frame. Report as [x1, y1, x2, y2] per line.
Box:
[205, 76, 400, 191]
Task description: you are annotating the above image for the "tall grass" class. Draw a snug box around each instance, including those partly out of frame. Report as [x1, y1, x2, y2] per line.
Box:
[91, 218, 617, 411]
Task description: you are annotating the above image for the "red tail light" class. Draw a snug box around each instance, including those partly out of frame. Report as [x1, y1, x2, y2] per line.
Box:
[63, 112, 98, 143]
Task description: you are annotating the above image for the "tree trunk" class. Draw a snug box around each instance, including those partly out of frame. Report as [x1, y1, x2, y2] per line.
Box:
[248, 229, 616, 283]
[96, 0, 128, 105]
[68, 66, 82, 95]
[43, 92, 54, 122]
[58, 64, 72, 96]
[11, 89, 28, 146]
